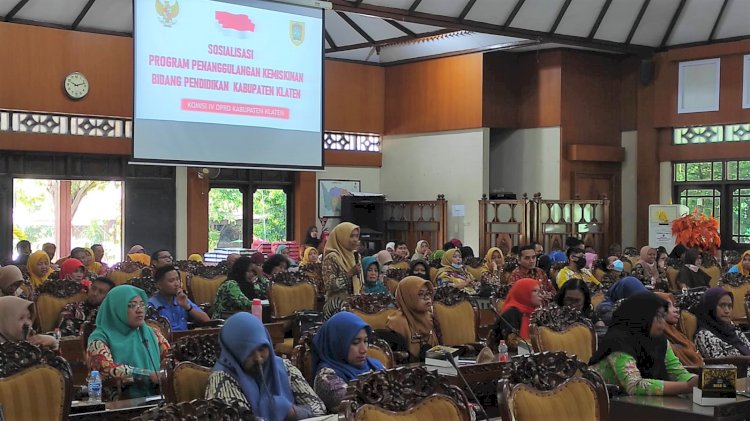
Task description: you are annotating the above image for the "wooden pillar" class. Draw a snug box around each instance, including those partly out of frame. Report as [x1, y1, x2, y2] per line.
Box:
[186, 168, 209, 255]
[293, 171, 316, 243]
[636, 74, 661, 247]
[57, 180, 72, 258]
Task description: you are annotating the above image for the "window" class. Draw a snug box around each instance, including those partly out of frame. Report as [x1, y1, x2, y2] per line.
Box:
[253, 189, 287, 242]
[13, 178, 123, 262]
[208, 188, 244, 250]
[732, 188, 750, 244]
[678, 58, 720, 114]
[673, 124, 750, 144]
[678, 188, 721, 221]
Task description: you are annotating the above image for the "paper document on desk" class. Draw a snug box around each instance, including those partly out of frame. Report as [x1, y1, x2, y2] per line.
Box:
[302, 415, 338, 421]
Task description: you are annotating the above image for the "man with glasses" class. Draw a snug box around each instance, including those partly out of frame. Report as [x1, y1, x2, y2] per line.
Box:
[556, 246, 600, 289]
[150, 249, 174, 269]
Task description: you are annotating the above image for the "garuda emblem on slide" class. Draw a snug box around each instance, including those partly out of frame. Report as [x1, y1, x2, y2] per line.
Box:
[156, 0, 179, 27]
[290, 21, 305, 46]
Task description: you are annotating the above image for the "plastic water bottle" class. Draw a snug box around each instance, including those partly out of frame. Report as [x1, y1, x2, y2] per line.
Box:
[251, 299, 263, 321]
[497, 340, 509, 362]
[87, 370, 102, 403]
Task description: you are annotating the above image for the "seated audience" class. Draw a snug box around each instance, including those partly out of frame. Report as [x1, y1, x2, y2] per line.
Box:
[87, 285, 170, 399]
[590, 292, 698, 395]
[225, 253, 241, 268]
[511, 245, 551, 289]
[657, 249, 668, 273]
[556, 246, 600, 289]
[385, 242, 396, 254]
[411, 240, 431, 262]
[508, 245, 520, 258]
[212, 255, 258, 319]
[58, 277, 115, 337]
[14, 240, 31, 265]
[631, 246, 669, 291]
[275, 244, 297, 267]
[322, 223, 362, 319]
[435, 248, 476, 293]
[188, 253, 203, 263]
[148, 265, 210, 332]
[694, 288, 750, 358]
[727, 250, 750, 275]
[608, 243, 623, 259]
[394, 241, 410, 260]
[491, 278, 542, 347]
[554, 278, 602, 325]
[459, 246, 475, 260]
[127, 244, 151, 266]
[599, 257, 625, 288]
[257, 254, 290, 298]
[0, 296, 58, 349]
[654, 292, 704, 367]
[42, 242, 57, 263]
[27, 250, 54, 287]
[150, 249, 174, 269]
[408, 259, 430, 281]
[60, 258, 89, 287]
[374, 250, 393, 273]
[361, 256, 388, 295]
[442, 241, 455, 252]
[83, 247, 106, 276]
[385, 276, 438, 362]
[676, 249, 711, 289]
[480, 247, 504, 285]
[91, 243, 107, 269]
[0, 266, 24, 297]
[312, 312, 384, 412]
[206, 312, 326, 420]
[595, 276, 647, 326]
[300, 247, 319, 266]
[303, 225, 321, 250]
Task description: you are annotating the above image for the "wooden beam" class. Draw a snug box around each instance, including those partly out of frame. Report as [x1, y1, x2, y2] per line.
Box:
[337, 11, 377, 45]
[330, 0, 652, 55]
[660, 0, 687, 48]
[567, 145, 625, 162]
[408, 0, 422, 14]
[324, 29, 337, 50]
[71, 0, 97, 30]
[626, 0, 651, 45]
[385, 19, 417, 37]
[709, 0, 729, 41]
[324, 151, 382, 167]
[325, 29, 453, 53]
[549, 0, 572, 34]
[504, 0, 526, 27]
[588, 0, 613, 39]
[458, 0, 478, 21]
[4, 0, 31, 21]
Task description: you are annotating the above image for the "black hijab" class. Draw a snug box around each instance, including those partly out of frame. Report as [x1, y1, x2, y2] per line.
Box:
[408, 259, 431, 281]
[589, 292, 669, 380]
[694, 288, 750, 356]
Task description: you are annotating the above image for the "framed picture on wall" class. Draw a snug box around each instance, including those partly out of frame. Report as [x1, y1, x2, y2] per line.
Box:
[319, 179, 361, 217]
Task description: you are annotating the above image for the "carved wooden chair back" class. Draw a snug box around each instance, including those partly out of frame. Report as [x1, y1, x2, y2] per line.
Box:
[341, 293, 397, 331]
[34, 279, 88, 333]
[134, 398, 256, 420]
[719, 273, 750, 321]
[528, 305, 596, 362]
[0, 341, 73, 421]
[107, 261, 147, 286]
[339, 365, 471, 421]
[188, 267, 228, 308]
[497, 351, 609, 421]
[432, 286, 479, 346]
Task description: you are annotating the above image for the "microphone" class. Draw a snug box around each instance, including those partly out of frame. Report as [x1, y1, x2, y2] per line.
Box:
[256, 356, 279, 421]
[445, 352, 489, 420]
[139, 326, 166, 402]
[22, 324, 30, 341]
[495, 313, 534, 353]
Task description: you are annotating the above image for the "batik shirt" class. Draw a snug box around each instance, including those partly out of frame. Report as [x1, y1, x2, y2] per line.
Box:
[57, 301, 98, 337]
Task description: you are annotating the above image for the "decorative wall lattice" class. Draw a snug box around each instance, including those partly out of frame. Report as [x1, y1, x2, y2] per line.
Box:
[323, 132, 381, 152]
[674, 123, 750, 144]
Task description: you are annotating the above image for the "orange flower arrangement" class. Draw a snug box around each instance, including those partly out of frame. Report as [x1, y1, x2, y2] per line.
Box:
[671, 210, 721, 253]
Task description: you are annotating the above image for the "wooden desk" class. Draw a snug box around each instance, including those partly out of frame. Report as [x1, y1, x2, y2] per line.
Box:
[611, 379, 750, 421]
[70, 396, 162, 420]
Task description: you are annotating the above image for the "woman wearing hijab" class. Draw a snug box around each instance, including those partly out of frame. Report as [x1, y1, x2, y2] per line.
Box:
[694, 288, 750, 358]
[728, 250, 750, 275]
[555, 278, 596, 320]
[87, 285, 170, 399]
[206, 313, 325, 420]
[0, 296, 58, 349]
[60, 258, 89, 287]
[676, 249, 711, 289]
[595, 276, 648, 326]
[322, 223, 363, 320]
[631, 246, 669, 291]
[654, 292, 704, 367]
[589, 292, 697, 395]
[408, 259, 431, 281]
[300, 247, 319, 266]
[312, 312, 384, 412]
[275, 244, 298, 267]
[361, 256, 388, 295]
[303, 225, 321, 251]
[411, 240, 431, 262]
[212, 256, 258, 319]
[188, 253, 203, 263]
[385, 276, 439, 362]
[435, 248, 476, 294]
[27, 250, 53, 287]
[374, 250, 393, 274]
[491, 278, 542, 348]
[0, 266, 24, 297]
[84, 247, 106, 276]
[480, 247, 505, 285]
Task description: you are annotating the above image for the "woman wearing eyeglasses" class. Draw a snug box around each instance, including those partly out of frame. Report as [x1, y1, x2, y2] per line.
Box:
[86, 285, 170, 399]
[385, 276, 439, 362]
[694, 288, 750, 358]
[589, 292, 697, 395]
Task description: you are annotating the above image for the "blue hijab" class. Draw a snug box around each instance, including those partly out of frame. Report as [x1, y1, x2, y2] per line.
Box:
[362, 256, 388, 295]
[213, 313, 293, 421]
[312, 311, 384, 381]
[600, 276, 647, 308]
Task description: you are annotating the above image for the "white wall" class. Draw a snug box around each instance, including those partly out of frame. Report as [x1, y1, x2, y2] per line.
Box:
[621, 131, 637, 247]
[488, 127, 561, 199]
[659, 161, 672, 204]
[380, 129, 489, 250]
[316, 166, 381, 229]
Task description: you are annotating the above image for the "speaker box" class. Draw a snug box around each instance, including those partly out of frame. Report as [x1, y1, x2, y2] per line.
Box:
[640, 59, 654, 86]
[340, 196, 385, 234]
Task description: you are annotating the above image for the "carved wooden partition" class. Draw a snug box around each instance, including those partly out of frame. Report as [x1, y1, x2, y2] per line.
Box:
[479, 193, 611, 257]
[384, 195, 447, 251]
